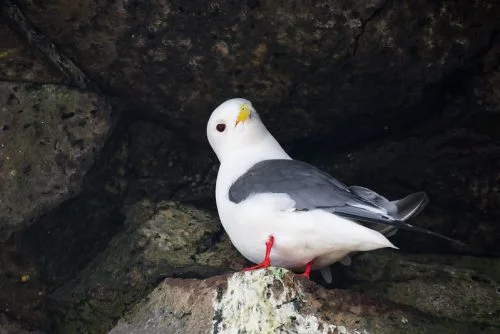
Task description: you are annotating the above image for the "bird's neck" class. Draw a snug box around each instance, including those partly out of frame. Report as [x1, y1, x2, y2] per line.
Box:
[215, 133, 291, 206]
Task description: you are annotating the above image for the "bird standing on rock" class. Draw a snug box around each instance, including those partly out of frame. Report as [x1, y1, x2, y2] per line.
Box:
[206, 98, 461, 282]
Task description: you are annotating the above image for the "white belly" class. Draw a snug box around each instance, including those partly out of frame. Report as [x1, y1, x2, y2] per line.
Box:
[218, 193, 396, 271]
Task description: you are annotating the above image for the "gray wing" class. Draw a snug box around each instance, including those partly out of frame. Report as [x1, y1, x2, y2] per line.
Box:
[229, 159, 391, 221]
[229, 159, 464, 245]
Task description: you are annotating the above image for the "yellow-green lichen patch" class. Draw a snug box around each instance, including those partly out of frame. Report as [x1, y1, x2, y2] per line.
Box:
[212, 268, 365, 334]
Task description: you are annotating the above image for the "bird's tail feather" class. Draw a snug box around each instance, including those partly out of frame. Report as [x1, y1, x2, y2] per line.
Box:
[349, 186, 429, 221]
[349, 186, 397, 215]
[343, 187, 463, 246]
[390, 191, 429, 221]
[377, 191, 429, 237]
[321, 188, 463, 285]
[349, 187, 430, 238]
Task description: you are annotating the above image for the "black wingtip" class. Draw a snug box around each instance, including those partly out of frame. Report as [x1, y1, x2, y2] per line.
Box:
[392, 193, 467, 247]
[390, 219, 467, 247]
[334, 211, 466, 247]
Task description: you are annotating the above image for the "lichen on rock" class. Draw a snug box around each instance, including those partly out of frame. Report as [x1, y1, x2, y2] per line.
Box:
[48, 199, 242, 334]
[109, 266, 497, 334]
[212, 268, 343, 334]
[0, 1, 499, 333]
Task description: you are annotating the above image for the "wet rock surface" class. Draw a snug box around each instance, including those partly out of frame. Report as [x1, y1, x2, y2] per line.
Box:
[0, 0, 499, 333]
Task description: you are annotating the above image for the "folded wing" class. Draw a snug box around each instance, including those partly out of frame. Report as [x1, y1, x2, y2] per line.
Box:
[229, 159, 462, 245]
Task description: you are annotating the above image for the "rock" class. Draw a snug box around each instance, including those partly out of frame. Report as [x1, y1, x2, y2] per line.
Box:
[0, 313, 45, 334]
[14, 0, 500, 144]
[343, 250, 500, 327]
[0, 119, 221, 334]
[126, 121, 218, 210]
[0, 82, 112, 241]
[193, 233, 246, 271]
[49, 199, 245, 334]
[109, 267, 499, 334]
[306, 128, 500, 255]
[0, 241, 48, 331]
[0, 21, 63, 83]
[12, 123, 130, 288]
[0, 120, 129, 332]
[1, 1, 499, 332]
[4, 0, 498, 253]
[473, 33, 500, 115]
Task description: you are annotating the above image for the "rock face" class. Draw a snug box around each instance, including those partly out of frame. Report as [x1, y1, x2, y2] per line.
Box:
[109, 266, 500, 334]
[343, 250, 500, 328]
[0, 82, 112, 241]
[3, 0, 498, 253]
[125, 121, 219, 209]
[14, 0, 500, 143]
[49, 200, 246, 334]
[0, 20, 63, 84]
[307, 128, 500, 255]
[0, 312, 45, 334]
[0, 0, 499, 333]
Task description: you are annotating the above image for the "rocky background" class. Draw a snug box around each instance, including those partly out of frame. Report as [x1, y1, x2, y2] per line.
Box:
[0, 0, 499, 333]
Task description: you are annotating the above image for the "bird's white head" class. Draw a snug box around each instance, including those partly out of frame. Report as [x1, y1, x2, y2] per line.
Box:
[207, 98, 272, 162]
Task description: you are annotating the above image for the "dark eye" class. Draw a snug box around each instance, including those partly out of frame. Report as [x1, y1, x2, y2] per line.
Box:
[216, 123, 226, 132]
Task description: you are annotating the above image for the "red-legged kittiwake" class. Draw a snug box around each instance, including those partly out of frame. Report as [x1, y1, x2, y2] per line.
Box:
[206, 98, 463, 283]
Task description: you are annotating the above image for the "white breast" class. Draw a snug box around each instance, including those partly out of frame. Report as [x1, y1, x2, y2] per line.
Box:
[213, 132, 395, 271]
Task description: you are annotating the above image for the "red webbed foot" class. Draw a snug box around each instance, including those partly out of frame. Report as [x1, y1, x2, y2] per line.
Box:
[296, 260, 314, 279]
[243, 235, 274, 271]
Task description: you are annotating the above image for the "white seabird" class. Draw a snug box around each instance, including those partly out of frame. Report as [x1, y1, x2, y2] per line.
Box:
[206, 98, 460, 281]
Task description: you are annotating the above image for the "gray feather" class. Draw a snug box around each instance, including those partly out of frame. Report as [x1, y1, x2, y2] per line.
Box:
[349, 186, 429, 237]
[229, 159, 463, 246]
[391, 192, 429, 221]
[320, 268, 332, 284]
[230, 159, 388, 216]
[349, 186, 398, 215]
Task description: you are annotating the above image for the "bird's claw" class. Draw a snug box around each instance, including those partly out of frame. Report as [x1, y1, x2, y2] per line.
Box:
[242, 235, 274, 272]
[242, 259, 271, 271]
[296, 260, 314, 279]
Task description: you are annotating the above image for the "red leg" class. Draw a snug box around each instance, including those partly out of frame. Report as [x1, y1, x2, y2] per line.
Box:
[297, 260, 314, 278]
[243, 235, 274, 271]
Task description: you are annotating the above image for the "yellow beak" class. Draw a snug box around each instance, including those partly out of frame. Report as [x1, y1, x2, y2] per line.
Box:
[235, 104, 251, 126]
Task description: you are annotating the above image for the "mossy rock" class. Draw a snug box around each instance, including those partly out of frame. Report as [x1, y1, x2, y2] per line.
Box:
[0, 82, 111, 241]
[48, 199, 243, 334]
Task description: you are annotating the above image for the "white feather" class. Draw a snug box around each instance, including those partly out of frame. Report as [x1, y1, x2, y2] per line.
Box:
[208, 98, 397, 275]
